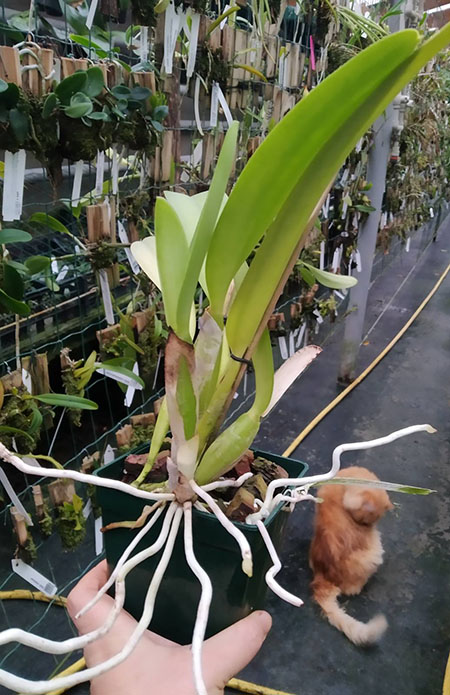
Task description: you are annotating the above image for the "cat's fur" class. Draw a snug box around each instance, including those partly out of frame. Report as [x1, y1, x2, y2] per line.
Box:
[309, 466, 393, 646]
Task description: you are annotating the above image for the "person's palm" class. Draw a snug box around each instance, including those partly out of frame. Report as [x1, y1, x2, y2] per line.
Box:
[68, 561, 271, 695]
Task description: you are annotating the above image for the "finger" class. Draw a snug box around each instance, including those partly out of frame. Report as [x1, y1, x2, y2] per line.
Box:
[202, 611, 272, 688]
[67, 560, 115, 633]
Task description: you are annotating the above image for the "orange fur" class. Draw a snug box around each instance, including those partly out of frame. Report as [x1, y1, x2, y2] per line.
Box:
[309, 466, 394, 646]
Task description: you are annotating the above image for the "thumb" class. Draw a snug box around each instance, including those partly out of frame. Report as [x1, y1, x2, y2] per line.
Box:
[201, 611, 272, 689]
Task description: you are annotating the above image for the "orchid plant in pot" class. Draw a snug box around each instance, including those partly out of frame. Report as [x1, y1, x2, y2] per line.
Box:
[0, 24, 448, 695]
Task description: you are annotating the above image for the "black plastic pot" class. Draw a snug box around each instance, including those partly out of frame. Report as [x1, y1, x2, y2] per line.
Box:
[96, 450, 307, 645]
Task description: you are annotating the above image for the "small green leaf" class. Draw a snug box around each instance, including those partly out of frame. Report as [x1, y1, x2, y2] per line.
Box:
[111, 85, 131, 99]
[0, 289, 30, 315]
[72, 493, 84, 514]
[95, 362, 145, 388]
[65, 93, 93, 118]
[354, 203, 376, 213]
[1, 83, 19, 109]
[55, 71, 88, 105]
[83, 66, 105, 98]
[42, 92, 58, 119]
[24, 255, 51, 275]
[0, 229, 31, 244]
[0, 425, 34, 443]
[31, 393, 98, 410]
[130, 85, 151, 100]
[29, 408, 43, 434]
[299, 265, 316, 286]
[300, 261, 358, 289]
[88, 111, 110, 121]
[3, 263, 24, 299]
[30, 213, 71, 236]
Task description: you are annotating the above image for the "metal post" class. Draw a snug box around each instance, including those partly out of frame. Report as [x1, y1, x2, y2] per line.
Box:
[337, 105, 394, 384]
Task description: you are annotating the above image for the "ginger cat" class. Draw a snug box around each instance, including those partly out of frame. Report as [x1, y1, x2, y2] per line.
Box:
[309, 466, 394, 646]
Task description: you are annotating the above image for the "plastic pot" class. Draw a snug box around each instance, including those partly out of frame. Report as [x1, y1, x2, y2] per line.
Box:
[96, 450, 308, 645]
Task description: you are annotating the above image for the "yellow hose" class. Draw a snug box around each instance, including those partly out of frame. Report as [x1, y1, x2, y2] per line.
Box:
[443, 652, 450, 695]
[45, 659, 86, 695]
[283, 261, 450, 457]
[228, 678, 296, 694]
[0, 590, 66, 607]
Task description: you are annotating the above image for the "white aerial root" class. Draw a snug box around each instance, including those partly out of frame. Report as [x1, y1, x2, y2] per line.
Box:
[0, 442, 174, 503]
[201, 471, 253, 492]
[0, 505, 183, 694]
[256, 520, 303, 607]
[183, 503, 213, 695]
[75, 502, 166, 619]
[190, 480, 253, 577]
[246, 424, 436, 524]
[0, 502, 175, 658]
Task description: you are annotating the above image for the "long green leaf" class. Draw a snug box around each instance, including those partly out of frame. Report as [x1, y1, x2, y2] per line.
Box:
[313, 477, 435, 495]
[155, 198, 189, 337]
[0, 229, 31, 244]
[206, 27, 450, 331]
[0, 288, 30, 316]
[31, 393, 98, 410]
[222, 27, 450, 354]
[0, 425, 34, 443]
[175, 121, 239, 338]
[300, 261, 358, 289]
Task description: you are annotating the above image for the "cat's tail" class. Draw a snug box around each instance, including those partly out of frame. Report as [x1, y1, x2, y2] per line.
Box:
[312, 576, 388, 646]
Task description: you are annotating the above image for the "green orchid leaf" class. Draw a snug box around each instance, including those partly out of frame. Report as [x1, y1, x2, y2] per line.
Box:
[30, 212, 71, 236]
[299, 264, 316, 286]
[24, 255, 51, 275]
[31, 393, 98, 410]
[42, 92, 58, 119]
[9, 108, 29, 144]
[154, 197, 189, 337]
[95, 361, 145, 388]
[300, 261, 358, 289]
[88, 111, 110, 121]
[83, 66, 105, 98]
[313, 477, 435, 495]
[130, 86, 151, 100]
[0, 290, 30, 317]
[0, 229, 32, 244]
[65, 92, 93, 118]
[3, 263, 24, 300]
[55, 71, 88, 105]
[176, 121, 239, 338]
[0, 425, 34, 443]
[354, 203, 376, 213]
[2, 83, 20, 109]
[29, 407, 43, 435]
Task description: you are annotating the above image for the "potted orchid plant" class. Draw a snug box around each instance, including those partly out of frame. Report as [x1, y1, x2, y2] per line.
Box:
[0, 24, 447, 695]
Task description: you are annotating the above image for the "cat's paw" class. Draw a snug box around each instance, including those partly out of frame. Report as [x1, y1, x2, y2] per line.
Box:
[365, 614, 388, 643]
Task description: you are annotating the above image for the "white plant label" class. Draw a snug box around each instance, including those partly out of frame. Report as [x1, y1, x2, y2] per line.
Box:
[51, 256, 59, 274]
[140, 25, 149, 62]
[278, 336, 288, 360]
[319, 240, 325, 270]
[322, 193, 330, 219]
[111, 145, 119, 195]
[405, 237, 411, 252]
[340, 167, 349, 186]
[2, 149, 26, 221]
[86, 0, 99, 30]
[243, 370, 247, 396]
[22, 456, 41, 468]
[71, 160, 84, 206]
[355, 249, 362, 272]
[56, 265, 69, 283]
[296, 323, 306, 348]
[380, 212, 387, 228]
[97, 366, 143, 390]
[103, 444, 116, 466]
[98, 269, 115, 325]
[124, 362, 140, 406]
[186, 11, 200, 78]
[21, 368, 32, 394]
[0, 468, 33, 525]
[11, 559, 57, 596]
[430, 207, 434, 218]
[95, 516, 104, 555]
[95, 150, 105, 195]
[288, 330, 295, 357]
[220, 4, 230, 29]
[278, 53, 285, 87]
[210, 82, 219, 128]
[313, 309, 323, 324]
[217, 85, 233, 127]
[192, 140, 203, 166]
[334, 290, 345, 300]
[332, 247, 340, 272]
[163, 2, 181, 74]
[117, 221, 140, 274]
[194, 75, 204, 137]
[82, 498, 92, 520]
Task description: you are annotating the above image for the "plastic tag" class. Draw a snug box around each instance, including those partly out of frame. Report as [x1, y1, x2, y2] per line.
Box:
[103, 444, 116, 466]
[22, 368, 32, 394]
[355, 138, 363, 153]
[82, 498, 92, 519]
[194, 75, 204, 137]
[95, 150, 105, 196]
[217, 85, 233, 127]
[210, 82, 219, 127]
[296, 323, 306, 348]
[186, 11, 200, 78]
[98, 269, 115, 325]
[95, 516, 104, 555]
[22, 456, 41, 468]
[192, 141, 203, 166]
[313, 309, 323, 324]
[0, 468, 33, 525]
[243, 370, 248, 396]
[2, 150, 26, 221]
[163, 2, 181, 74]
[430, 207, 434, 218]
[140, 25, 149, 62]
[355, 249, 362, 272]
[405, 237, 410, 253]
[12, 559, 57, 596]
[124, 362, 140, 406]
[288, 331, 295, 357]
[220, 4, 230, 28]
[117, 221, 140, 274]
[86, 0, 99, 29]
[56, 265, 69, 283]
[71, 160, 83, 206]
[96, 366, 143, 390]
[319, 240, 325, 270]
[278, 336, 288, 360]
[331, 247, 340, 272]
[334, 290, 345, 300]
[111, 145, 119, 195]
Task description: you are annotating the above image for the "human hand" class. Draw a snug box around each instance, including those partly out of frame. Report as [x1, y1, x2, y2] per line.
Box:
[67, 560, 272, 695]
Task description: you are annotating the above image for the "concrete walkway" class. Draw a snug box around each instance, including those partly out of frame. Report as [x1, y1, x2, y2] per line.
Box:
[233, 221, 450, 694]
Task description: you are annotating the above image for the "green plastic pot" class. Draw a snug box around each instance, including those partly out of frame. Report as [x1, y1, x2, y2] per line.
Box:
[96, 450, 308, 645]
